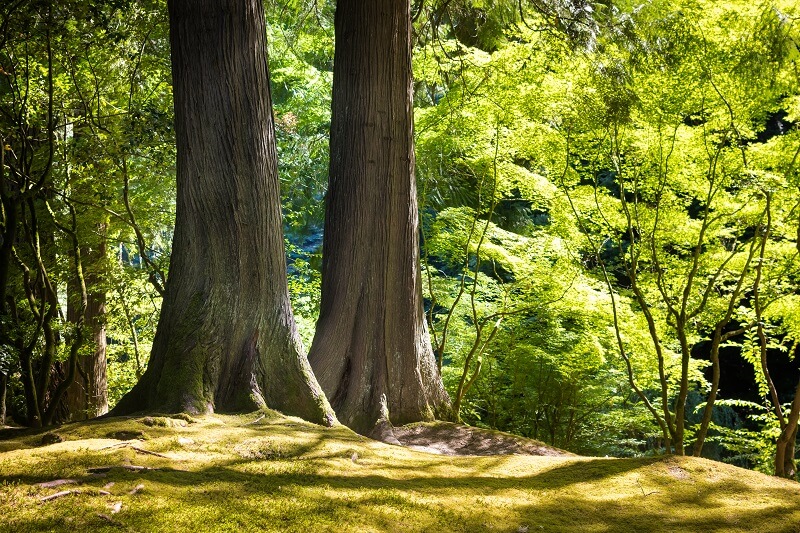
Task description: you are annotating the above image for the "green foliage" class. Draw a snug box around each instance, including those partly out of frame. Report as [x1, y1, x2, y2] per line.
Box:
[0, 0, 173, 420]
[3, 0, 799, 480]
[264, 1, 334, 338]
[415, 0, 800, 460]
[706, 399, 782, 474]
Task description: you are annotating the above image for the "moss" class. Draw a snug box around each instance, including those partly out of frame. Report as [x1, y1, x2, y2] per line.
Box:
[40, 433, 64, 445]
[142, 416, 187, 428]
[171, 413, 199, 424]
[151, 292, 214, 414]
[106, 429, 148, 440]
[2, 413, 800, 532]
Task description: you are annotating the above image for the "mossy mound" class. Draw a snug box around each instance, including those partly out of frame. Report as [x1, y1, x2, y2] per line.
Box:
[1, 413, 799, 532]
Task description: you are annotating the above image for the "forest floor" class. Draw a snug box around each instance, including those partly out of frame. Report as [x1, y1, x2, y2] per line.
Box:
[1, 412, 799, 532]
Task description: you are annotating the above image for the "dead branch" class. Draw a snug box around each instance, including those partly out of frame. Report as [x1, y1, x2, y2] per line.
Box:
[40, 490, 79, 502]
[35, 479, 77, 489]
[131, 446, 170, 458]
[87, 465, 151, 474]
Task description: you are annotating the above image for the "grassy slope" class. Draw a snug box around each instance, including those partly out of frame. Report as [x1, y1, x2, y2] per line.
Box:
[1, 412, 799, 532]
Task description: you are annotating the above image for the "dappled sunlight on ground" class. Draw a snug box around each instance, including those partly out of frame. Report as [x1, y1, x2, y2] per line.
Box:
[1, 412, 799, 532]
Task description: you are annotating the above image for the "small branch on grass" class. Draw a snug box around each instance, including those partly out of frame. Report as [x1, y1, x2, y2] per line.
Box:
[99, 441, 140, 451]
[244, 415, 266, 426]
[636, 478, 659, 497]
[131, 446, 170, 458]
[97, 513, 124, 527]
[35, 479, 77, 489]
[40, 489, 79, 502]
[88, 465, 151, 474]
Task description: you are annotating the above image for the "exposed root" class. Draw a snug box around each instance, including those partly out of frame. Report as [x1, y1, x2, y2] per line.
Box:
[368, 417, 401, 446]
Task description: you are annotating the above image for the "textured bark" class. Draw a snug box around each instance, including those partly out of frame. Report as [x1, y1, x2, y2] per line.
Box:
[113, 0, 335, 425]
[776, 425, 798, 479]
[775, 377, 800, 478]
[62, 239, 108, 421]
[0, 372, 6, 425]
[308, 0, 452, 436]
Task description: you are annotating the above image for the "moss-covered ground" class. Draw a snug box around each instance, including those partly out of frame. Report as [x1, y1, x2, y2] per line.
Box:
[1, 412, 799, 532]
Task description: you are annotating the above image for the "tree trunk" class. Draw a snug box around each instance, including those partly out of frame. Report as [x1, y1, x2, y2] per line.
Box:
[308, 0, 451, 437]
[776, 426, 798, 479]
[0, 372, 6, 426]
[693, 328, 723, 457]
[112, 0, 335, 426]
[775, 377, 800, 479]
[62, 234, 108, 421]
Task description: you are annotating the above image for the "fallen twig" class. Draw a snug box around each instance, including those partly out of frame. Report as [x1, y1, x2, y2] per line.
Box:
[244, 415, 266, 426]
[128, 483, 145, 495]
[36, 479, 77, 489]
[40, 490, 79, 502]
[131, 446, 170, 458]
[88, 465, 151, 474]
[636, 478, 659, 497]
[97, 513, 124, 526]
[99, 441, 138, 451]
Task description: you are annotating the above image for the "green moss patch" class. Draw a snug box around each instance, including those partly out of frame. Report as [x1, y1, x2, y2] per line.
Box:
[1, 413, 799, 532]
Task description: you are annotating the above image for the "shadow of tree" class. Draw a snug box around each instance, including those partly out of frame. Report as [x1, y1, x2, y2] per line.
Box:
[4, 417, 800, 533]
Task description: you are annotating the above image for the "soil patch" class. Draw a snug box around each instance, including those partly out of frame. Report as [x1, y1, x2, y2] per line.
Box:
[392, 421, 573, 457]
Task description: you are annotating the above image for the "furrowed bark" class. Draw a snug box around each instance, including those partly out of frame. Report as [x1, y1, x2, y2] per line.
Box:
[113, 0, 335, 426]
[309, 0, 451, 436]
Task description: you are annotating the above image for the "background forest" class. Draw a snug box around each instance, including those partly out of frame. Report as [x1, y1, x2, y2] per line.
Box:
[1, 0, 799, 477]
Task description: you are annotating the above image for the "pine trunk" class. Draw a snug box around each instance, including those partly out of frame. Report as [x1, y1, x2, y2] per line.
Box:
[308, 0, 452, 436]
[113, 0, 335, 425]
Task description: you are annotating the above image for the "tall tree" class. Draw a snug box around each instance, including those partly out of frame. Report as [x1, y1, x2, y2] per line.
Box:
[112, 0, 335, 425]
[308, 0, 451, 437]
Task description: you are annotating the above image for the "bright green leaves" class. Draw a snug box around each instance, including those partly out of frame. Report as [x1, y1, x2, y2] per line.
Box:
[412, 0, 800, 459]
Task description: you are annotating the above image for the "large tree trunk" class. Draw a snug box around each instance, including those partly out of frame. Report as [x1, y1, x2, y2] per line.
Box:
[113, 0, 335, 426]
[308, 0, 452, 437]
